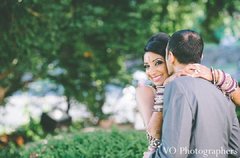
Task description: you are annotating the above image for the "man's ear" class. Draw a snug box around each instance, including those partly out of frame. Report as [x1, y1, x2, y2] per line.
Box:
[168, 51, 175, 64]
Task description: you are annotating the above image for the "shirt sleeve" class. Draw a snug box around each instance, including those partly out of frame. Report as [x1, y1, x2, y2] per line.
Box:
[229, 113, 240, 157]
[150, 81, 193, 158]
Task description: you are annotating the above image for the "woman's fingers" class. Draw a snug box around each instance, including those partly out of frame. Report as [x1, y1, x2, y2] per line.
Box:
[194, 64, 212, 81]
[181, 64, 212, 81]
[181, 64, 198, 74]
[143, 151, 154, 158]
[164, 64, 213, 85]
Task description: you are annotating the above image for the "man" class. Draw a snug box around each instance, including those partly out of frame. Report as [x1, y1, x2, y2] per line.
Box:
[149, 30, 240, 158]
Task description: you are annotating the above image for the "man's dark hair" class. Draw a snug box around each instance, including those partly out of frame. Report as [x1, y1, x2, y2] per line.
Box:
[167, 29, 203, 64]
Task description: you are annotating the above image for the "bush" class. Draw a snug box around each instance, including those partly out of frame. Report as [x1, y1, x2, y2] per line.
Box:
[0, 129, 147, 158]
[236, 106, 240, 121]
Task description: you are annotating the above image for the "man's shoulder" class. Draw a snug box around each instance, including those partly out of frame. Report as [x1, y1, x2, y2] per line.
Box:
[166, 76, 195, 88]
[165, 76, 213, 93]
[164, 76, 192, 94]
[168, 76, 209, 86]
[172, 76, 193, 82]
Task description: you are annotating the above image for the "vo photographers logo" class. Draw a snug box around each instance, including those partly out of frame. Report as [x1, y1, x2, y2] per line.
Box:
[163, 147, 177, 154]
[161, 146, 237, 157]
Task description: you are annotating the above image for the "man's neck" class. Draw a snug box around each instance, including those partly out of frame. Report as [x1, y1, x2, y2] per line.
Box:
[173, 63, 187, 74]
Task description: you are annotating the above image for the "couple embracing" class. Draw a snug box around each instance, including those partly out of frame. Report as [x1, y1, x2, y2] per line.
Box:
[136, 29, 240, 158]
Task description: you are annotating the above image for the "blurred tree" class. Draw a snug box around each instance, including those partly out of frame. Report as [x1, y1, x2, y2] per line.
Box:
[0, 0, 150, 120]
[0, 0, 239, 120]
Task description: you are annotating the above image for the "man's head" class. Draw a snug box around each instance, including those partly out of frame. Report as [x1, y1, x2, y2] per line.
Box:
[165, 29, 204, 75]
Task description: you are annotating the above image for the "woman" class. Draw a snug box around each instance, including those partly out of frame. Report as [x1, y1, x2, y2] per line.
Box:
[135, 32, 240, 156]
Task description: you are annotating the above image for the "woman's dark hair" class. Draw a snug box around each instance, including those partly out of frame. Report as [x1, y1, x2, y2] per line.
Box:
[144, 32, 170, 58]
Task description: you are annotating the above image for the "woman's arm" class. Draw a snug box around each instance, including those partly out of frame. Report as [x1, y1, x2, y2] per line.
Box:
[136, 85, 155, 126]
[230, 87, 240, 106]
[146, 112, 163, 139]
[194, 65, 240, 106]
[169, 64, 240, 106]
[136, 85, 164, 153]
[136, 85, 164, 135]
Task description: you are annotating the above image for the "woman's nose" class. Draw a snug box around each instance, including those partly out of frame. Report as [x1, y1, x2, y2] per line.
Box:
[147, 66, 157, 75]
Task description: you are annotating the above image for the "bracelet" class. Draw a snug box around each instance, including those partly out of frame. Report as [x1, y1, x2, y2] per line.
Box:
[214, 69, 238, 95]
[225, 79, 238, 94]
[153, 86, 164, 112]
[146, 131, 161, 150]
[216, 69, 223, 86]
[152, 104, 163, 112]
[218, 70, 226, 87]
[210, 67, 216, 84]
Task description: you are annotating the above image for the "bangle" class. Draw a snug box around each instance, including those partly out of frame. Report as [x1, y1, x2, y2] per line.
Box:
[215, 69, 220, 84]
[218, 70, 226, 87]
[210, 67, 216, 84]
[153, 86, 164, 112]
[216, 70, 238, 95]
[152, 104, 163, 112]
[225, 79, 238, 94]
[216, 70, 223, 86]
[146, 131, 161, 150]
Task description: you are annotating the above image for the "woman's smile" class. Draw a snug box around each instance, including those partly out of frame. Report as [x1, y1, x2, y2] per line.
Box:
[151, 75, 163, 83]
[143, 52, 169, 86]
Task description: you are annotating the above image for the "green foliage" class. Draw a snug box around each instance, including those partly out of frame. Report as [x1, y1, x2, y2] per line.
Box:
[0, 142, 21, 158]
[15, 117, 46, 142]
[1, 117, 84, 147]
[0, 0, 150, 119]
[236, 106, 240, 118]
[0, 129, 147, 158]
[0, 0, 239, 118]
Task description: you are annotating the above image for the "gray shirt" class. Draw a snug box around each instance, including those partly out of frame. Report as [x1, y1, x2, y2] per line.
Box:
[150, 76, 240, 158]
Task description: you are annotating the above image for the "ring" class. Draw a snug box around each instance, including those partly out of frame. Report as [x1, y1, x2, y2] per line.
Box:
[194, 69, 199, 74]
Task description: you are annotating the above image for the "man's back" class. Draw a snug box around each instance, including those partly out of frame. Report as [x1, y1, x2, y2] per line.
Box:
[151, 76, 240, 158]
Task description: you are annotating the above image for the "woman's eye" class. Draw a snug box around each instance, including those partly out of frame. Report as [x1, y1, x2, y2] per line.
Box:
[144, 65, 149, 69]
[155, 60, 163, 66]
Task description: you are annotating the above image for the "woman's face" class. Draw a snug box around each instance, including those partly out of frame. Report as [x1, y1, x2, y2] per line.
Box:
[143, 52, 169, 86]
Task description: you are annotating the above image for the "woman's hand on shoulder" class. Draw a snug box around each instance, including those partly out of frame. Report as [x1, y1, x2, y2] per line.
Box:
[180, 63, 212, 81]
[163, 63, 212, 85]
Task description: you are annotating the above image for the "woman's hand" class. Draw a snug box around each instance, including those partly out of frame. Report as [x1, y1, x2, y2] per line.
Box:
[163, 64, 212, 85]
[182, 64, 212, 81]
[143, 150, 155, 158]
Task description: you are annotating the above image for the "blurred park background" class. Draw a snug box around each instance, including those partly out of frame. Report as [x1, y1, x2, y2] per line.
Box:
[0, 0, 240, 157]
